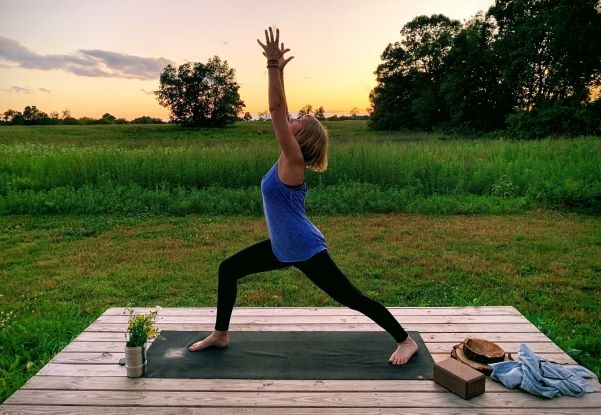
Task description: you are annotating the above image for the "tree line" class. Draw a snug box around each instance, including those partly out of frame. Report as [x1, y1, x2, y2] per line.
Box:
[0, 104, 366, 126]
[1, 107, 165, 126]
[3, 1, 599, 137]
[369, 0, 601, 137]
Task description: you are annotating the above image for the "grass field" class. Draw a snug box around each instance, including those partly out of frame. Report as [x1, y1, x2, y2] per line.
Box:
[1, 121, 600, 403]
[1, 121, 600, 215]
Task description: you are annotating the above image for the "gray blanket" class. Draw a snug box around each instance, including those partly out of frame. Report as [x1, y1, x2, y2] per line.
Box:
[490, 343, 600, 398]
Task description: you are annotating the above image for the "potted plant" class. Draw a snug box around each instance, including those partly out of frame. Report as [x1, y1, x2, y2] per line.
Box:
[124, 306, 162, 378]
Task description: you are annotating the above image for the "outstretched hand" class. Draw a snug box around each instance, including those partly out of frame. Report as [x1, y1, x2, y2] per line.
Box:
[257, 27, 294, 70]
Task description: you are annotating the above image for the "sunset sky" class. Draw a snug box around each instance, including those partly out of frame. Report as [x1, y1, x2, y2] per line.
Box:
[1, 0, 495, 120]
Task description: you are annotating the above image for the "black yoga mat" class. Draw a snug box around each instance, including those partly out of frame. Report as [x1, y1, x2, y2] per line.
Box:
[145, 331, 434, 380]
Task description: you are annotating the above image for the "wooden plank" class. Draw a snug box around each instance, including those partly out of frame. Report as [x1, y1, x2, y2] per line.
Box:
[3, 406, 601, 415]
[35, 348, 579, 377]
[101, 306, 522, 317]
[94, 314, 531, 325]
[6, 389, 601, 409]
[44, 350, 572, 368]
[74, 323, 542, 340]
[50, 351, 573, 365]
[18, 376, 511, 393]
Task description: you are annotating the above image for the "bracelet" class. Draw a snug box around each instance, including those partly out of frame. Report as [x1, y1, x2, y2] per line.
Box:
[267, 59, 278, 68]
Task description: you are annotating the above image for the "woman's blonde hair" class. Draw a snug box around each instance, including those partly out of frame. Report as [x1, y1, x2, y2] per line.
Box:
[295, 115, 328, 172]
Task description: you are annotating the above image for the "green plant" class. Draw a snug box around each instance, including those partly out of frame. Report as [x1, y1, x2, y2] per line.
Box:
[125, 306, 162, 347]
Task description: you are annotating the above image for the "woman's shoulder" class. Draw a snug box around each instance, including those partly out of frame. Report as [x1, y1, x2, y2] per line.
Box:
[277, 157, 305, 187]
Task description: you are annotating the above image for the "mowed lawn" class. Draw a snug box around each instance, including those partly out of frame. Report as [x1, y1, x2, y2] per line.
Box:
[1, 212, 600, 402]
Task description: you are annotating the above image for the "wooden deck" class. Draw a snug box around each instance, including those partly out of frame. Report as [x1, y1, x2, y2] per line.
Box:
[2, 306, 600, 414]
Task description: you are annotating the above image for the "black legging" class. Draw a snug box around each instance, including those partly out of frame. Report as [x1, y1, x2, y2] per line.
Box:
[214, 239, 408, 343]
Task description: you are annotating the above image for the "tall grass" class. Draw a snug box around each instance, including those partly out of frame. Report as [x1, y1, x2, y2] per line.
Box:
[0, 122, 600, 215]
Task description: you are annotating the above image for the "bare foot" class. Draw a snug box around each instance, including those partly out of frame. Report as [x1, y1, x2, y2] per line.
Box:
[389, 335, 419, 365]
[188, 330, 229, 352]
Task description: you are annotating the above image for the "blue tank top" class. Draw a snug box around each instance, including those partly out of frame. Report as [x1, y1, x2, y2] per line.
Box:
[261, 162, 327, 262]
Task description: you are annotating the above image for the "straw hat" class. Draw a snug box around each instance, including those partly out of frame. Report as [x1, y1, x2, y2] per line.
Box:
[451, 338, 513, 375]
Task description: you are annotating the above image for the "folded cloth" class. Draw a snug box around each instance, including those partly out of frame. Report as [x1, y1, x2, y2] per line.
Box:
[490, 343, 600, 398]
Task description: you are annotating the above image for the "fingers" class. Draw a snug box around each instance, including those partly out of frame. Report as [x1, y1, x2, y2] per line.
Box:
[268, 27, 279, 44]
[267, 27, 278, 44]
[259, 27, 291, 63]
[262, 27, 280, 45]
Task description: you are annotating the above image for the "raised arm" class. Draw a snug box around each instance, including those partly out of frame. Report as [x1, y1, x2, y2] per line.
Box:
[257, 27, 305, 184]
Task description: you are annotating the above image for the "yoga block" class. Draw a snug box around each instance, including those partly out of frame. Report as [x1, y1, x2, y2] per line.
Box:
[434, 358, 485, 400]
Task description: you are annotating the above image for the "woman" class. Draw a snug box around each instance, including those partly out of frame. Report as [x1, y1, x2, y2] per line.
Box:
[189, 27, 418, 365]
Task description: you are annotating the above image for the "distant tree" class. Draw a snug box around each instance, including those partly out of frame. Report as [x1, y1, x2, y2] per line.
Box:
[401, 14, 461, 76]
[99, 113, 117, 124]
[2, 109, 24, 125]
[372, 0, 601, 135]
[47, 111, 60, 125]
[440, 13, 512, 132]
[257, 110, 269, 121]
[369, 14, 461, 130]
[22, 106, 49, 125]
[60, 108, 79, 125]
[78, 117, 96, 125]
[298, 104, 313, 117]
[403, 14, 462, 129]
[297, 104, 325, 119]
[488, 0, 601, 137]
[155, 56, 245, 127]
[369, 44, 419, 129]
[131, 116, 165, 124]
[243, 112, 252, 121]
[62, 116, 80, 125]
[349, 107, 359, 118]
[488, 0, 601, 110]
[315, 106, 326, 120]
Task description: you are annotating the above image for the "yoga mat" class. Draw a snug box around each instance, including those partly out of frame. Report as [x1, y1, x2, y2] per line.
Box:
[145, 331, 434, 380]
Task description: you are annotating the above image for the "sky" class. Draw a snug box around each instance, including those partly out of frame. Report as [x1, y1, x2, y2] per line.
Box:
[0, 0, 496, 120]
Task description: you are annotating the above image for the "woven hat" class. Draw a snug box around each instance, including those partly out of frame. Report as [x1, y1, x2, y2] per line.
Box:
[452, 338, 513, 375]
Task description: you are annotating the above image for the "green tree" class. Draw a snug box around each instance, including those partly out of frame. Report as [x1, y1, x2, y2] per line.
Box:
[61, 108, 79, 125]
[22, 106, 49, 125]
[298, 104, 313, 117]
[369, 44, 416, 129]
[131, 116, 165, 124]
[441, 13, 512, 132]
[99, 113, 117, 124]
[2, 109, 24, 125]
[297, 104, 325, 120]
[155, 56, 245, 127]
[369, 15, 461, 130]
[315, 106, 326, 120]
[488, 0, 601, 137]
[489, 0, 601, 110]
